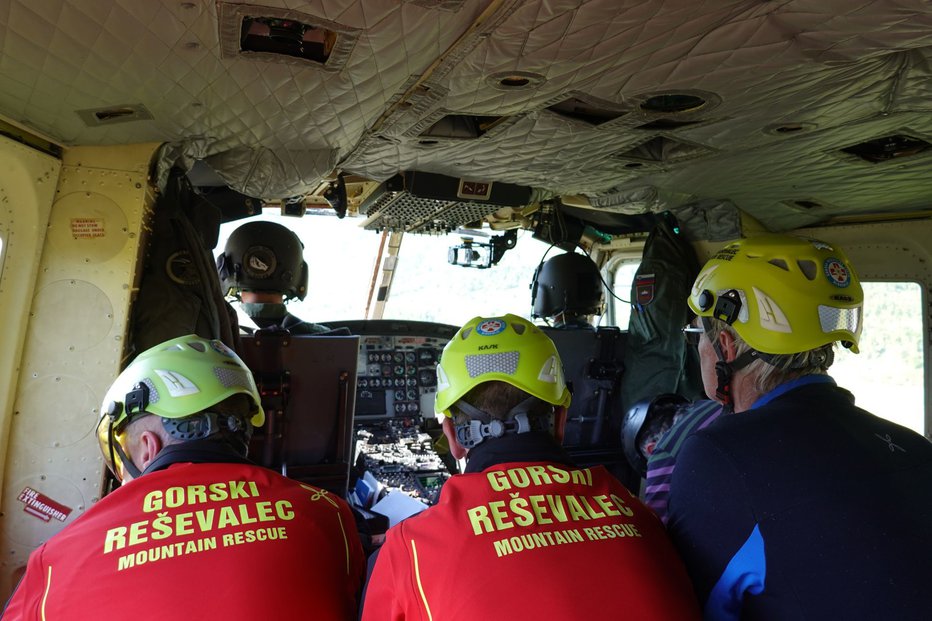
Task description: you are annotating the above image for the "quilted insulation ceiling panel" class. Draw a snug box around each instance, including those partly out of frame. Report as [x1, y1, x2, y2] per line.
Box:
[0, 0, 930, 231]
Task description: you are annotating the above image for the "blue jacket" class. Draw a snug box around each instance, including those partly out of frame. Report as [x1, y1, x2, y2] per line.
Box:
[668, 376, 932, 620]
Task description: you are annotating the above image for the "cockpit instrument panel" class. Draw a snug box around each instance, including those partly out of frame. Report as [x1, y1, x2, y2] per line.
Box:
[354, 334, 447, 419]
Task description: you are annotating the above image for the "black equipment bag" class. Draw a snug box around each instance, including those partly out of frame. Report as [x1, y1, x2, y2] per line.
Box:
[129, 169, 240, 357]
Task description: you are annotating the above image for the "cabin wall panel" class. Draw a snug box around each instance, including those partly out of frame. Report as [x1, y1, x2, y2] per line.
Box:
[0, 143, 159, 599]
[0, 135, 60, 501]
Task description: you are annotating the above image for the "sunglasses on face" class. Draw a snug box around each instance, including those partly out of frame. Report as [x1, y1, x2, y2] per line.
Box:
[682, 324, 704, 346]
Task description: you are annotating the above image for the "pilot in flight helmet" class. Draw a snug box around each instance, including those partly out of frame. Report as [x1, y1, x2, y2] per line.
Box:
[218, 221, 309, 301]
[531, 252, 604, 321]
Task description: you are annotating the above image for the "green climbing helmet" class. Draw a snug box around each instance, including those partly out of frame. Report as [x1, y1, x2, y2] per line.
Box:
[96, 335, 264, 478]
[434, 314, 571, 419]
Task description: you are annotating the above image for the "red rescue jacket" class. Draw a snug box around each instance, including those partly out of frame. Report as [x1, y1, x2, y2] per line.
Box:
[3, 461, 364, 620]
[362, 460, 700, 620]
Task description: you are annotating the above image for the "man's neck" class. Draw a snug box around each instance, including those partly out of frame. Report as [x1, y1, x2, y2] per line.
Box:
[240, 291, 284, 304]
[730, 371, 762, 413]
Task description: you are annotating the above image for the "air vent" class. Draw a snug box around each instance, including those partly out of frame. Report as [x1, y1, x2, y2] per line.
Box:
[640, 93, 706, 114]
[76, 104, 153, 127]
[240, 17, 336, 63]
[219, 3, 358, 70]
[764, 122, 817, 136]
[419, 115, 508, 139]
[840, 133, 931, 163]
[613, 136, 715, 164]
[547, 96, 627, 126]
[782, 198, 829, 213]
[486, 71, 546, 91]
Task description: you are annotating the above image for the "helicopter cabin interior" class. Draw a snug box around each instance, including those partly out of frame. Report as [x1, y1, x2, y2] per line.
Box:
[0, 0, 931, 599]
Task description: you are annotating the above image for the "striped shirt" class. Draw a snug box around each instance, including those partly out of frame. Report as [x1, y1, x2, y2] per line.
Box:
[644, 400, 724, 523]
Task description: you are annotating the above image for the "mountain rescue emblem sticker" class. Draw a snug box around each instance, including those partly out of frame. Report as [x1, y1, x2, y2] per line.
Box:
[823, 258, 851, 288]
[476, 319, 506, 336]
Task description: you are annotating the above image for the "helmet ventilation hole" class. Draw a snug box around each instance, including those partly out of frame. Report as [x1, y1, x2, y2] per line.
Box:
[768, 258, 789, 271]
[797, 260, 818, 280]
[512, 323, 525, 335]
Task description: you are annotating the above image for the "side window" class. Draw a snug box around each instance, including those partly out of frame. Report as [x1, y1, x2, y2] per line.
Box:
[830, 282, 925, 435]
[608, 260, 639, 329]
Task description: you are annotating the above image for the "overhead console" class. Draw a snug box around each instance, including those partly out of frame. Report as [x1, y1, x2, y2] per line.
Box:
[358, 171, 533, 234]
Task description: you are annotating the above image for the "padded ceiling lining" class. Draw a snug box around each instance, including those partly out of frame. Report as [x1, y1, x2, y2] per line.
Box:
[0, 0, 930, 230]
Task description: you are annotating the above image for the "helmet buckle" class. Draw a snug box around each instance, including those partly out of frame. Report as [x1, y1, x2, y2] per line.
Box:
[124, 383, 150, 416]
[713, 289, 742, 325]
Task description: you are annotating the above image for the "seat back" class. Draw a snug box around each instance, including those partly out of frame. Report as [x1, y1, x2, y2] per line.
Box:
[239, 331, 360, 496]
[542, 326, 638, 489]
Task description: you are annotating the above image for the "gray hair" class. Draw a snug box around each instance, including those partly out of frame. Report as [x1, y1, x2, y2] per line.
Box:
[452, 381, 553, 426]
[704, 317, 834, 394]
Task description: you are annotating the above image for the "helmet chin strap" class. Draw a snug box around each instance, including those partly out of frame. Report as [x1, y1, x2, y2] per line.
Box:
[108, 420, 143, 480]
[702, 317, 759, 409]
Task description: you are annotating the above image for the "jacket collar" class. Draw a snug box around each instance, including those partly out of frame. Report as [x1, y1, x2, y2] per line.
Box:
[464, 431, 576, 474]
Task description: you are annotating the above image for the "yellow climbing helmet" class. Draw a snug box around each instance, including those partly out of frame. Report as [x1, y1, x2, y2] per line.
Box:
[688, 235, 863, 355]
[434, 314, 571, 418]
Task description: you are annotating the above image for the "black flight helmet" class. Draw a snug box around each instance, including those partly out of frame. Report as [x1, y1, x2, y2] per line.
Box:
[531, 252, 604, 319]
[621, 393, 688, 477]
[218, 221, 308, 301]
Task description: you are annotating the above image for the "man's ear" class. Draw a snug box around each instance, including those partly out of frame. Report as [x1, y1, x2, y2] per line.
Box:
[441, 417, 468, 461]
[717, 329, 738, 363]
[136, 430, 164, 471]
[552, 406, 567, 444]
